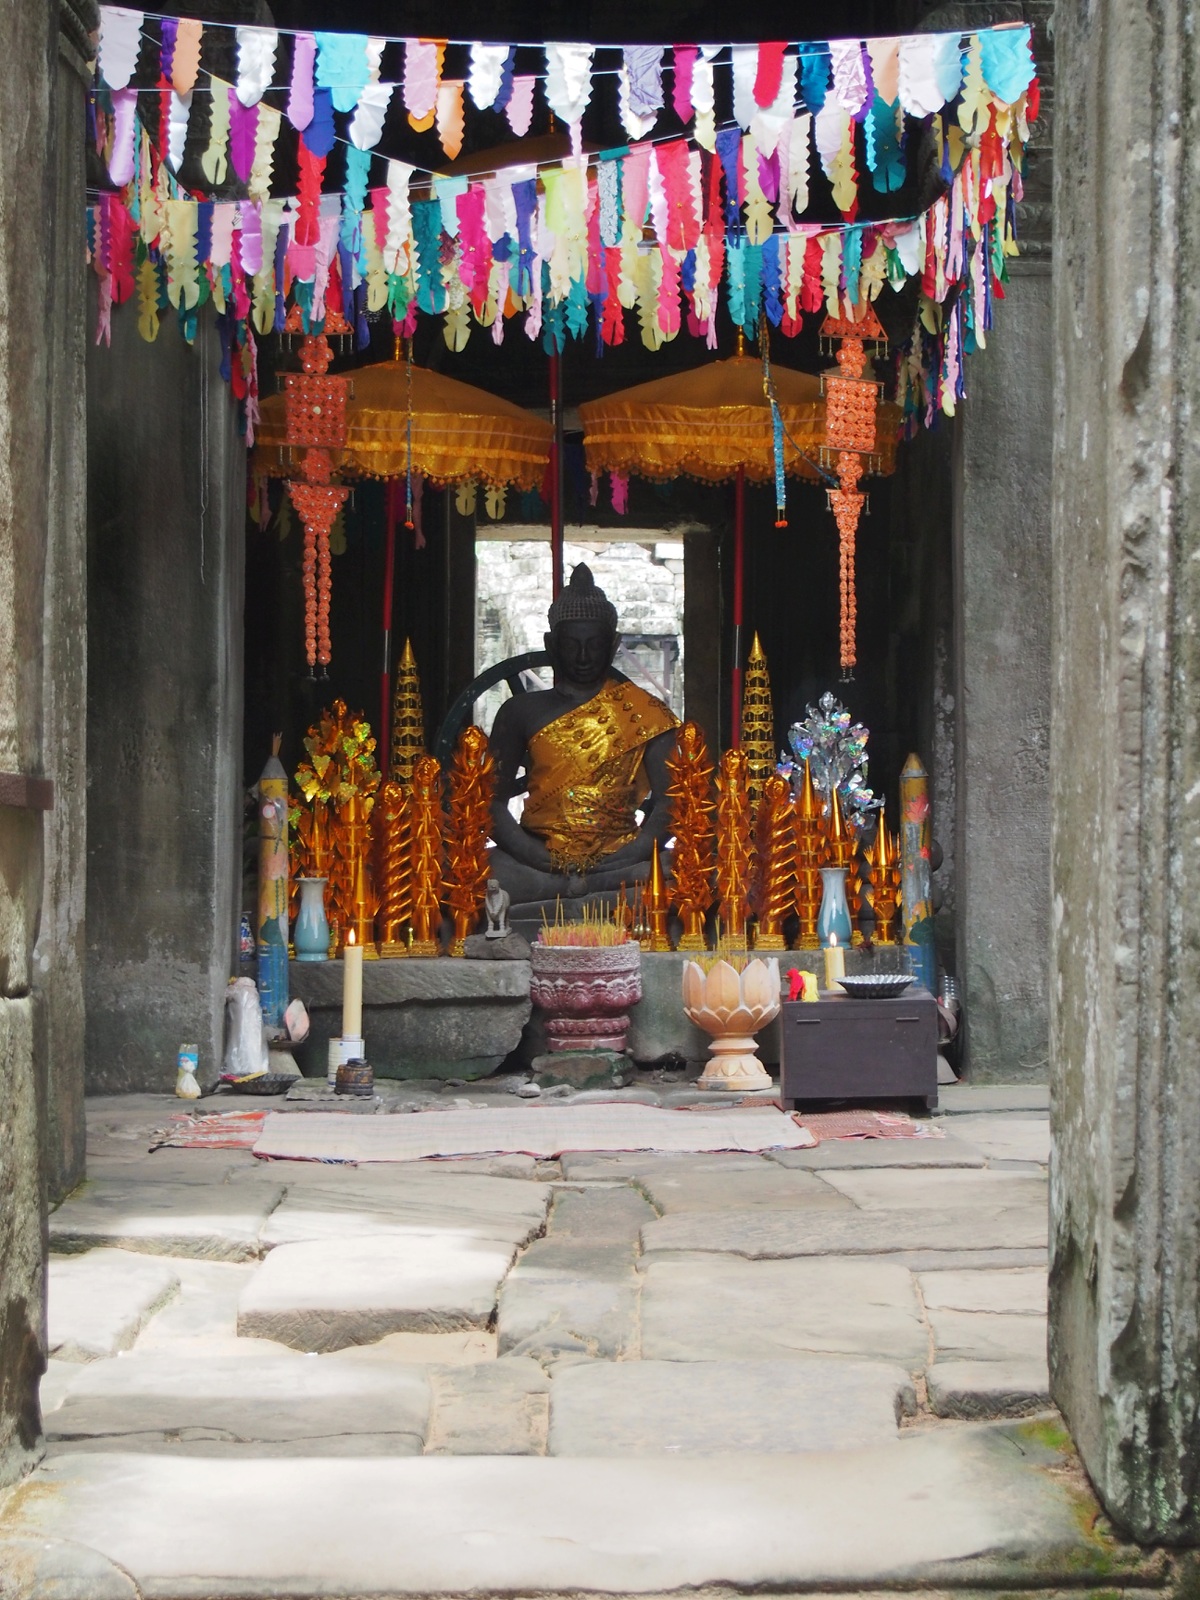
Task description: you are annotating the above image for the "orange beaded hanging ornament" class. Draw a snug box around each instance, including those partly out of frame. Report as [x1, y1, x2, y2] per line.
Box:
[819, 303, 888, 679]
[284, 333, 351, 676]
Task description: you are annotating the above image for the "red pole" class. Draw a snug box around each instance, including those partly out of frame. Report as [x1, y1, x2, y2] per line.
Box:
[731, 463, 746, 747]
[549, 350, 564, 598]
[380, 479, 398, 774]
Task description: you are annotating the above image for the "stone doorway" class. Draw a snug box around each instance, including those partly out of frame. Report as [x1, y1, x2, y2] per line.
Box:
[474, 530, 686, 736]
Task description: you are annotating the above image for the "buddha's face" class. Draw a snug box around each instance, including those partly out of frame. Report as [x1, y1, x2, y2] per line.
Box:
[545, 619, 617, 690]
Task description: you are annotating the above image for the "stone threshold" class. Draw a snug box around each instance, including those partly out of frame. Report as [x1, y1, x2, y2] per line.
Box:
[0, 1423, 1167, 1599]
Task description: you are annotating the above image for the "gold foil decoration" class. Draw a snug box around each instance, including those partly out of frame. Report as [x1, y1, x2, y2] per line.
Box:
[752, 773, 794, 950]
[792, 757, 822, 949]
[391, 638, 426, 784]
[740, 632, 776, 814]
[339, 791, 378, 957]
[665, 722, 716, 951]
[715, 747, 753, 944]
[824, 782, 854, 873]
[293, 700, 380, 950]
[644, 841, 672, 952]
[443, 726, 495, 956]
[409, 753, 443, 955]
[376, 781, 413, 956]
[871, 806, 901, 945]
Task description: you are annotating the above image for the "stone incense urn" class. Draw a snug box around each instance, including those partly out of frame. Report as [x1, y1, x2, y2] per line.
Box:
[529, 938, 643, 1054]
[682, 956, 781, 1091]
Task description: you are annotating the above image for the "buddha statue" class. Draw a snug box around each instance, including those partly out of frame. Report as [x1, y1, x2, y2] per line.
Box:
[487, 564, 680, 909]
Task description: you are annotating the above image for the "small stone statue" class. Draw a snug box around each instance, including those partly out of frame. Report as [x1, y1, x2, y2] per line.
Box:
[484, 877, 511, 939]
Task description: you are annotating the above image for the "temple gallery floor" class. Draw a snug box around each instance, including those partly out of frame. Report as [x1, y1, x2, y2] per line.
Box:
[0, 1082, 1168, 1599]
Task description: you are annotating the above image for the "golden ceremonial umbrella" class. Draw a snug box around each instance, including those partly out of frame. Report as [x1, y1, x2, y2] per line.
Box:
[255, 352, 552, 759]
[578, 349, 899, 730]
[580, 351, 886, 484]
[254, 356, 553, 490]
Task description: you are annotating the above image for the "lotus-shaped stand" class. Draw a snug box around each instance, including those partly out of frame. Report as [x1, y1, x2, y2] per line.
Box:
[681, 956, 781, 1092]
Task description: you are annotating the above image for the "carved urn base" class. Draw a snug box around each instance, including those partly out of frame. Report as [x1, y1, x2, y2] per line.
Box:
[682, 956, 782, 1092]
[529, 940, 643, 1055]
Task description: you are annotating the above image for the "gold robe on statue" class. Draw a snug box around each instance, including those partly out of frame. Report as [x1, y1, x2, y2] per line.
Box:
[521, 678, 679, 872]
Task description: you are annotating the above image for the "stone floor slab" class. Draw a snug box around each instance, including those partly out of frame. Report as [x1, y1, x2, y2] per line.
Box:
[43, 1353, 429, 1455]
[641, 1255, 927, 1365]
[549, 1358, 913, 1455]
[936, 1084, 1049, 1114]
[327, 1330, 497, 1365]
[769, 1137, 986, 1170]
[928, 1360, 1052, 1418]
[497, 1239, 640, 1360]
[237, 1235, 516, 1351]
[931, 1113, 1051, 1166]
[640, 1204, 1048, 1260]
[48, 1251, 180, 1362]
[129, 1258, 259, 1350]
[546, 1185, 656, 1243]
[1, 1426, 1146, 1596]
[0, 1534, 141, 1600]
[50, 1178, 285, 1262]
[816, 1168, 1047, 1211]
[559, 1149, 766, 1183]
[622, 1157, 854, 1215]
[425, 1358, 550, 1455]
[258, 1169, 550, 1251]
[926, 1307, 1048, 1364]
[918, 1268, 1046, 1316]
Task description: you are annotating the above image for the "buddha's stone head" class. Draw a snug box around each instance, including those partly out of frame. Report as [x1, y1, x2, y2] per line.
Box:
[545, 564, 619, 691]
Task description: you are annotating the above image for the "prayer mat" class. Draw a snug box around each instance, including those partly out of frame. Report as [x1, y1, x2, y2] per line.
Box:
[252, 1103, 816, 1163]
[798, 1108, 945, 1143]
[151, 1110, 268, 1150]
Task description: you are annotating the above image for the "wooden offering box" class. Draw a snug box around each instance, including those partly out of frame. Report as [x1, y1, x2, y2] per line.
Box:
[779, 988, 939, 1111]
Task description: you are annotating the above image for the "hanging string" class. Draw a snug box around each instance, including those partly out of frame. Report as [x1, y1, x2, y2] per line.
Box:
[758, 311, 838, 509]
[120, 9, 1017, 73]
[404, 334, 414, 530]
[198, 318, 208, 583]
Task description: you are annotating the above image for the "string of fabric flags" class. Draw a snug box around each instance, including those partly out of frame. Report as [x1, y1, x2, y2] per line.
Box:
[89, 7, 1038, 439]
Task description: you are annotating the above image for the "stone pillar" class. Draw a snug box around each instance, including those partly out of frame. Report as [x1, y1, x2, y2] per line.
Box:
[85, 314, 246, 1093]
[0, 0, 83, 1491]
[904, 0, 1054, 1078]
[953, 263, 1052, 1078]
[1050, 0, 1200, 1544]
[35, 2, 95, 1203]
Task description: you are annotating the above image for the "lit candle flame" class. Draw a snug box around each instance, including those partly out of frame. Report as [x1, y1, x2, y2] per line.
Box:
[346, 929, 356, 946]
[829, 933, 838, 947]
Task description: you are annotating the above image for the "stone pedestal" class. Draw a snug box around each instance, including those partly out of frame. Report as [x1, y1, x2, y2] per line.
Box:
[1051, 0, 1200, 1543]
[288, 958, 532, 1081]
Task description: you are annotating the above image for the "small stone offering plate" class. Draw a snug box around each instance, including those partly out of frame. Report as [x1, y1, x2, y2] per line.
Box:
[220, 1074, 296, 1095]
[835, 974, 914, 999]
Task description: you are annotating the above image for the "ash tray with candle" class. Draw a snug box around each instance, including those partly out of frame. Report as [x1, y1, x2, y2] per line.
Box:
[835, 975, 915, 1000]
[334, 1058, 375, 1097]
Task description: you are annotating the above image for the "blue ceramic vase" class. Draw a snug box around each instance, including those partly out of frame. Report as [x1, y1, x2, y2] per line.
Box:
[817, 867, 853, 948]
[294, 877, 330, 961]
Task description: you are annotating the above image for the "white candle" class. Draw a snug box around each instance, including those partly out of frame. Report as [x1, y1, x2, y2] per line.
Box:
[823, 933, 846, 991]
[342, 929, 364, 1042]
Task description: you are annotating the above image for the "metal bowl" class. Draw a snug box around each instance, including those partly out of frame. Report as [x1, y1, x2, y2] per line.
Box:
[835, 974, 915, 1000]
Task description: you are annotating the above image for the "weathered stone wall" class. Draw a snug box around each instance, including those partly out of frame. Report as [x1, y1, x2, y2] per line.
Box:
[0, 0, 93, 1491]
[1051, 0, 1200, 1543]
[909, 1, 1053, 1080]
[36, 2, 94, 1203]
[475, 537, 685, 731]
[85, 314, 246, 1093]
[954, 264, 1052, 1080]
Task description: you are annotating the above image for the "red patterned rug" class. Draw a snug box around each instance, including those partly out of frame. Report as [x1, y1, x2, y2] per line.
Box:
[796, 1109, 944, 1142]
[150, 1111, 268, 1150]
